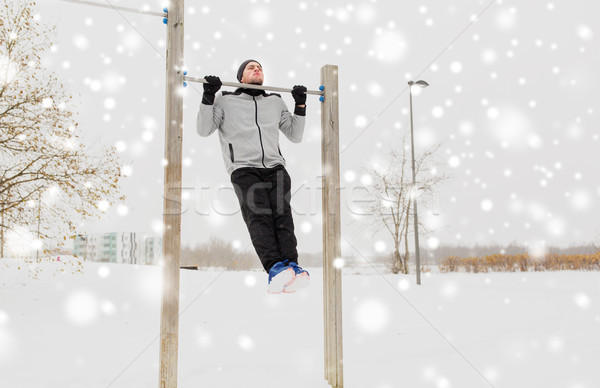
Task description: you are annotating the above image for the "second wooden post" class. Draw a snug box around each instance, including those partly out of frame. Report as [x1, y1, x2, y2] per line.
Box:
[320, 64, 344, 388]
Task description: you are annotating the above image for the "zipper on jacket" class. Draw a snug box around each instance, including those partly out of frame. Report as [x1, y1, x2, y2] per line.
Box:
[253, 97, 267, 168]
[228, 143, 235, 162]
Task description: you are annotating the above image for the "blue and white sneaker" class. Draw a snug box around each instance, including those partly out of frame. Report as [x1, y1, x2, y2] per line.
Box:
[283, 262, 310, 293]
[267, 260, 295, 294]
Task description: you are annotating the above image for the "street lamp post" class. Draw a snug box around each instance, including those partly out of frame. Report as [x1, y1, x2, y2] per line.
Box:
[408, 80, 429, 285]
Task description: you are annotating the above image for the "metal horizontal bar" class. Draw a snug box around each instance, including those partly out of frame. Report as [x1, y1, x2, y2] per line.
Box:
[60, 0, 165, 17]
[184, 76, 324, 96]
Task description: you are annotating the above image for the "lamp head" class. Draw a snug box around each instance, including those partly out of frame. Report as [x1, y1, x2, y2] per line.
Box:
[408, 80, 429, 88]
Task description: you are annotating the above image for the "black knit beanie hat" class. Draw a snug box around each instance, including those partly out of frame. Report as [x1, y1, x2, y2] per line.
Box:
[237, 59, 261, 82]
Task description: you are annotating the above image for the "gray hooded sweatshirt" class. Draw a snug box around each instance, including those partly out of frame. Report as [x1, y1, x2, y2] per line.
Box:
[197, 89, 305, 175]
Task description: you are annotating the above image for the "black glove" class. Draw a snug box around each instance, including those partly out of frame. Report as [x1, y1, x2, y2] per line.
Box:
[203, 75, 222, 95]
[202, 75, 222, 105]
[291, 85, 307, 106]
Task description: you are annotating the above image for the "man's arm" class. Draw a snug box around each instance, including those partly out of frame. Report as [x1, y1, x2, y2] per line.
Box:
[279, 85, 307, 143]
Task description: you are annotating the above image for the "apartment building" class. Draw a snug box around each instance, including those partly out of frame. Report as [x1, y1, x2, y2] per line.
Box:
[73, 232, 162, 265]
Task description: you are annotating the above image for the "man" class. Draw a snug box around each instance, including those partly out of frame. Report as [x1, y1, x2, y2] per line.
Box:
[196, 59, 310, 294]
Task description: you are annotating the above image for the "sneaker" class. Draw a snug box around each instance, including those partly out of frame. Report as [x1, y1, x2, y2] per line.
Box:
[283, 262, 310, 293]
[267, 260, 295, 294]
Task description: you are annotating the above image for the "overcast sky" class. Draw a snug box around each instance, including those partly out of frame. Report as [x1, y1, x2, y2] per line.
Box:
[37, 0, 599, 257]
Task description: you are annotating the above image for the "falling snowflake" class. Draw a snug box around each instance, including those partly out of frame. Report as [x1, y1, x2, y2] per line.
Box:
[65, 291, 99, 325]
[355, 299, 389, 334]
[481, 199, 493, 212]
[574, 293, 591, 309]
[371, 30, 407, 64]
[238, 335, 255, 351]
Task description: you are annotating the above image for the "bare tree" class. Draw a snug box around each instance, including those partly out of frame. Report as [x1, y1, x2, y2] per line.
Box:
[0, 0, 123, 255]
[367, 133, 446, 274]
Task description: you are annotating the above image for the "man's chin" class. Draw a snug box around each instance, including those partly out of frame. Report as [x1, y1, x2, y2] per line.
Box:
[248, 80, 264, 85]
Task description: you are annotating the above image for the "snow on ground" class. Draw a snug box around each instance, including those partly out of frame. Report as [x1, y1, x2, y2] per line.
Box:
[1, 257, 599, 388]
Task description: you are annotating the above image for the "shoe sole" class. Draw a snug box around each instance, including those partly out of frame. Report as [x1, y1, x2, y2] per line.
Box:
[267, 268, 295, 294]
[283, 272, 310, 293]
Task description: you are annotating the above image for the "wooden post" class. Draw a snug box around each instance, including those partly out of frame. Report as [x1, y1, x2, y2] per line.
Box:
[321, 64, 344, 388]
[159, 1, 184, 388]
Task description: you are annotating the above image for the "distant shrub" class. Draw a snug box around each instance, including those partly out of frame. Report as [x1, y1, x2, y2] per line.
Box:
[439, 252, 600, 273]
[439, 256, 461, 273]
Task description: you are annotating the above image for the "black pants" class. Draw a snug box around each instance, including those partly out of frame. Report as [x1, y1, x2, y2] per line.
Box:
[230, 165, 298, 273]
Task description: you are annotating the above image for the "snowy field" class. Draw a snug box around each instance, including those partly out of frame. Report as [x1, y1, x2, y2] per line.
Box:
[1, 257, 599, 388]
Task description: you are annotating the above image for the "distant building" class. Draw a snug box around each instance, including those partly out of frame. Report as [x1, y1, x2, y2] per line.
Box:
[73, 233, 162, 265]
[144, 235, 163, 265]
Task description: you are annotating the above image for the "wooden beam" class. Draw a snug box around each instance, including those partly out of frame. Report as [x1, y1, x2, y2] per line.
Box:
[159, 1, 184, 387]
[320, 64, 344, 388]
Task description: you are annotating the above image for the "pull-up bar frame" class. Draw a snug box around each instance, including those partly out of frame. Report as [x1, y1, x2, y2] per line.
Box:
[60, 0, 343, 387]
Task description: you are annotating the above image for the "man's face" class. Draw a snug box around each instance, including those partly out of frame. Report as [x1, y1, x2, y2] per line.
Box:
[240, 62, 264, 85]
